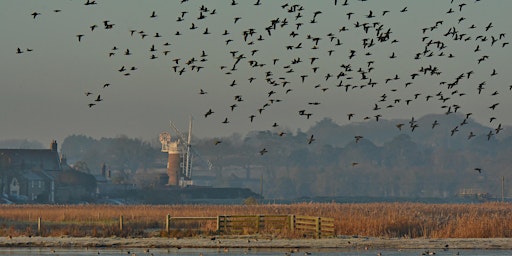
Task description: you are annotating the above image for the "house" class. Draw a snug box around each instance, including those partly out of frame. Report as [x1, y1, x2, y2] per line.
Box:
[0, 140, 65, 203]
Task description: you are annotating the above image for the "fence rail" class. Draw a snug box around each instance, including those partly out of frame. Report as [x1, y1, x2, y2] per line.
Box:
[165, 215, 217, 233]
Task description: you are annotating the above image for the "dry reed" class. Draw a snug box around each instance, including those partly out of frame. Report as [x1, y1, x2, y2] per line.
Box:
[0, 203, 511, 238]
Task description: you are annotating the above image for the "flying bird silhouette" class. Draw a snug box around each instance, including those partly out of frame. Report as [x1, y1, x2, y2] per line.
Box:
[31, 12, 41, 19]
[204, 108, 214, 118]
[307, 134, 315, 144]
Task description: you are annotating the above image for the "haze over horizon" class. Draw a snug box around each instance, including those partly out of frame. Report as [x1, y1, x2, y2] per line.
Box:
[2, 0, 511, 145]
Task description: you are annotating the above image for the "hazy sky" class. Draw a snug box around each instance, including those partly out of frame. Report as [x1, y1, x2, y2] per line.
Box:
[1, 0, 511, 145]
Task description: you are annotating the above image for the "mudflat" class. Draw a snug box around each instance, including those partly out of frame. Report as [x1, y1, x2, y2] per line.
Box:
[1, 236, 511, 250]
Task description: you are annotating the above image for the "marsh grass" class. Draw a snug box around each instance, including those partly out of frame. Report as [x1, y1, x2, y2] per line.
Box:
[0, 203, 511, 238]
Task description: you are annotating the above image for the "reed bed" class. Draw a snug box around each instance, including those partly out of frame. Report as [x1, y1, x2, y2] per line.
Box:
[0, 203, 511, 238]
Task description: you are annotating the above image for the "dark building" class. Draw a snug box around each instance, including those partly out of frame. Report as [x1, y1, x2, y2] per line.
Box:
[0, 140, 69, 203]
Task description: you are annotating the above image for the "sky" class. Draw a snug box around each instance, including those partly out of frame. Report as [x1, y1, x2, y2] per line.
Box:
[1, 0, 512, 145]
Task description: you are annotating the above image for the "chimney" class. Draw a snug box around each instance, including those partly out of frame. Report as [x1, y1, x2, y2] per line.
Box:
[60, 154, 67, 167]
[50, 140, 58, 152]
[101, 163, 107, 177]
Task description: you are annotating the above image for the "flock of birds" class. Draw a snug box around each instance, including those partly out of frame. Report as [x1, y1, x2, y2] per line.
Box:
[18, 0, 511, 173]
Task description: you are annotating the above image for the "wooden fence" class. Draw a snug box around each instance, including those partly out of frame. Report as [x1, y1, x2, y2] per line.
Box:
[216, 214, 292, 235]
[24, 214, 335, 238]
[292, 215, 335, 238]
[189, 214, 334, 238]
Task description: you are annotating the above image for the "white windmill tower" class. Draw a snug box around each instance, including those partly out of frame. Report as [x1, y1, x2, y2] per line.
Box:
[161, 117, 213, 187]
[159, 131, 181, 186]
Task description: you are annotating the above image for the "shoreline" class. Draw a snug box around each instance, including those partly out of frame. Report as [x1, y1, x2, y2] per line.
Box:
[1, 236, 512, 250]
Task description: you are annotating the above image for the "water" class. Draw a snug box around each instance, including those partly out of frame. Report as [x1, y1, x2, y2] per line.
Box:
[0, 248, 509, 256]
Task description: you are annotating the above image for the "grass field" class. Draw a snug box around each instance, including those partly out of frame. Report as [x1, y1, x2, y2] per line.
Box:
[0, 202, 511, 238]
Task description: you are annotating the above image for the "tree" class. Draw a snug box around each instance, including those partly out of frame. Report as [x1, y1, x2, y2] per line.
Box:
[381, 134, 422, 168]
[104, 135, 157, 174]
[61, 135, 97, 163]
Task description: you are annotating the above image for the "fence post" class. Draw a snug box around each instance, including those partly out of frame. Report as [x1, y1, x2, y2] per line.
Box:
[256, 215, 261, 233]
[216, 215, 220, 232]
[119, 215, 124, 232]
[37, 217, 42, 235]
[166, 214, 171, 233]
[289, 215, 295, 232]
[315, 217, 321, 239]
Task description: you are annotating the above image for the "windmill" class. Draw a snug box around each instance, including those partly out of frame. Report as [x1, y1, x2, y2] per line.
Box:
[162, 116, 212, 187]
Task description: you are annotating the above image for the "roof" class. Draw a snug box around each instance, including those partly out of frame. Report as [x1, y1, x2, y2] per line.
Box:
[0, 149, 61, 171]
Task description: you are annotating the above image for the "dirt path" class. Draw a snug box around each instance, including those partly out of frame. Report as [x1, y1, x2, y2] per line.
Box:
[1, 236, 512, 250]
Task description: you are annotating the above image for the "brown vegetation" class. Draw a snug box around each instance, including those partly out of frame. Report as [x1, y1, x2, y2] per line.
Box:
[0, 202, 511, 238]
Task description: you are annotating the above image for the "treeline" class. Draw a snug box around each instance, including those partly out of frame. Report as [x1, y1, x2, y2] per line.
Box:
[193, 113, 512, 199]
[55, 113, 512, 199]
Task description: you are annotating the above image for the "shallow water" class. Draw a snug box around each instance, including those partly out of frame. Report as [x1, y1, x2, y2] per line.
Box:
[0, 247, 509, 256]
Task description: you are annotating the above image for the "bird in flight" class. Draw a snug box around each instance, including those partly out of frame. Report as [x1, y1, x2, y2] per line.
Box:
[31, 12, 41, 19]
[432, 120, 439, 129]
[17, 0, 512, 157]
[204, 108, 214, 118]
[307, 134, 315, 144]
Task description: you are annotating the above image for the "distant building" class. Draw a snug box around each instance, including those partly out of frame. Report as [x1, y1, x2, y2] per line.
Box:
[0, 140, 84, 203]
[0, 140, 61, 203]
